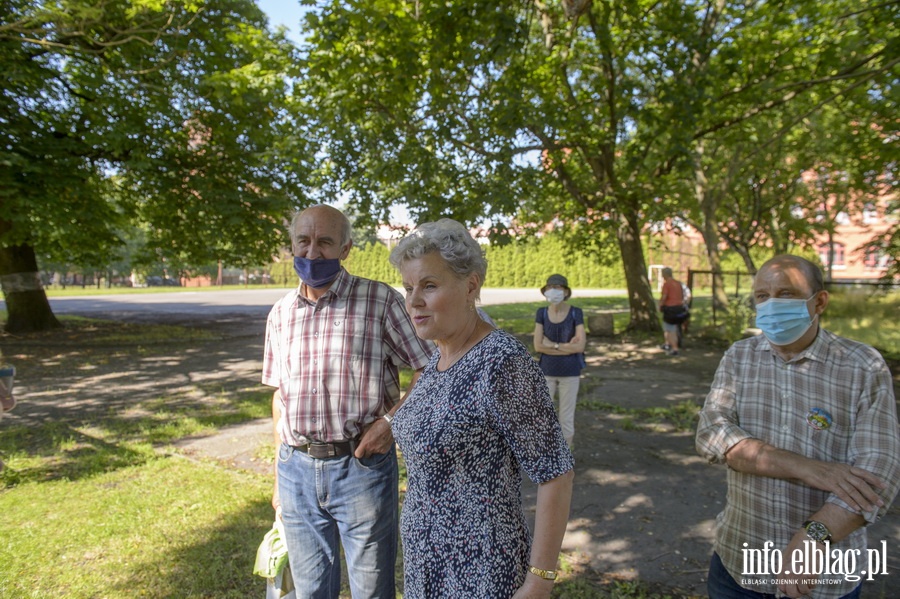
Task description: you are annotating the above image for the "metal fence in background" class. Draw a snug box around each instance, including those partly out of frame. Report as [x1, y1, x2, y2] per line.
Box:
[687, 269, 899, 327]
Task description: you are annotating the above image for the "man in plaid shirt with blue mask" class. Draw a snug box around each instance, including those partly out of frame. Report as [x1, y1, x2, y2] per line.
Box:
[263, 205, 433, 599]
[696, 255, 899, 599]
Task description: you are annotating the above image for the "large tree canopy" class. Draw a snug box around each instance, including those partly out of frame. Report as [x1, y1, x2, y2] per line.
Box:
[0, 0, 308, 332]
[297, 0, 898, 330]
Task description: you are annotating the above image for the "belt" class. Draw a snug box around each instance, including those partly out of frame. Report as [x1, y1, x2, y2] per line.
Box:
[294, 440, 355, 459]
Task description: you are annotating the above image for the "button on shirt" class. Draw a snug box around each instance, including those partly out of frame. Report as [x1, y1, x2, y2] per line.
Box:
[262, 269, 433, 446]
[696, 329, 900, 599]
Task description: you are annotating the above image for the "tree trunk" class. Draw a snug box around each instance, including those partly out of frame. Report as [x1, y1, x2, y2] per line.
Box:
[0, 223, 62, 333]
[731, 243, 758, 276]
[692, 150, 731, 311]
[616, 209, 660, 333]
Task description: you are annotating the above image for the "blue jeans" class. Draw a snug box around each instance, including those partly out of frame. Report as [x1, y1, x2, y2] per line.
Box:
[277, 443, 399, 599]
[708, 552, 862, 599]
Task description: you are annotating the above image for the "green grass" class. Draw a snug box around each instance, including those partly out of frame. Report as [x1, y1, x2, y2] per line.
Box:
[580, 400, 701, 432]
[552, 578, 680, 598]
[820, 289, 900, 360]
[0, 317, 282, 597]
[484, 297, 631, 336]
[0, 458, 272, 598]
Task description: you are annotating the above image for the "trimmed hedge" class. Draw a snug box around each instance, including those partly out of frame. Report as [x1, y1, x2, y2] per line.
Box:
[342, 234, 627, 289]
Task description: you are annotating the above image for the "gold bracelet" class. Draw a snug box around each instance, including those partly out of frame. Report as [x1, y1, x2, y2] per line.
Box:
[528, 565, 558, 581]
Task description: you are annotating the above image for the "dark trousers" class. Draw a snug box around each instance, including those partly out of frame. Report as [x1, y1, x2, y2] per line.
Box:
[707, 552, 862, 599]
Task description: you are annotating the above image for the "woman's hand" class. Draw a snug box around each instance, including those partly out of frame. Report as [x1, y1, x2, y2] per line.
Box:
[512, 574, 554, 598]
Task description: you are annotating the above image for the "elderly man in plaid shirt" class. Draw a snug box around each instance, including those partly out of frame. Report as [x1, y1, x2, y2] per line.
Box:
[263, 205, 433, 599]
[696, 255, 899, 599]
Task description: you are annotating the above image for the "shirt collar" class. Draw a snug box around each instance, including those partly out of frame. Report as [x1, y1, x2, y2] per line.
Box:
[757, 327, 831, 364]
[294, 268, 350, 307]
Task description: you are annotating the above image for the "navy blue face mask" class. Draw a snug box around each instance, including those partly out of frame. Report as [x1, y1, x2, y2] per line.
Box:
[293, 256, 342, 289]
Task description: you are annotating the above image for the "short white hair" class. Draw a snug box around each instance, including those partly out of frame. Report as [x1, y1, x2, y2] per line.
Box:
[389, 218, 487, 295]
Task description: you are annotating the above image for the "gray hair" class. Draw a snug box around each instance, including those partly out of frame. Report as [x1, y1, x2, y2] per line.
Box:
[289, 205, 352, 246]
[389, 218, 487, 294]
[760, 255, 825, 293]
[661, 267, 673, 278]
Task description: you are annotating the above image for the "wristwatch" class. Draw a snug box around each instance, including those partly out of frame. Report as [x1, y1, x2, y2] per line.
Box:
[803, 520, 833, 543]
[554, 342, 559, 349]
[382, 413, 394, 425]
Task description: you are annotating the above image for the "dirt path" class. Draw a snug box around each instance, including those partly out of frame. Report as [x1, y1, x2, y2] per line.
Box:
[4, 313, 898, 597]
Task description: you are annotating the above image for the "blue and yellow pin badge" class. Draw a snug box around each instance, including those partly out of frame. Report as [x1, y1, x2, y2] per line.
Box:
[806, 407, 833, 431]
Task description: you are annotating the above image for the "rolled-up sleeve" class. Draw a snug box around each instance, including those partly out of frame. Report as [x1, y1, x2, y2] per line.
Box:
[695, 348, 754, 464]
[826, 358, 900, 523]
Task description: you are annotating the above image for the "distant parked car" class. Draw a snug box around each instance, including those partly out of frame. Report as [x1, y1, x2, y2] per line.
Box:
[145, 276, 180, 287]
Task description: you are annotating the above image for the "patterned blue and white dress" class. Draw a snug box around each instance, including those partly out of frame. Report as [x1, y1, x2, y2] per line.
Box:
[393, 329, 574, 599]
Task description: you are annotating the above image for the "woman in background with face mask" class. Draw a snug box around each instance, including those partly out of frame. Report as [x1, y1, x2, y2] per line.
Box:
[534, 274, 587, 449]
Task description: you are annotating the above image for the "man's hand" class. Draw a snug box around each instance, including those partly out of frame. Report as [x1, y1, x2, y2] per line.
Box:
[354, 418, 393, 458]
[801, 462, 885, 513]
[778, 530, 820, 598]
[725, 440, 886, 513]
[271, 483, 281, 520]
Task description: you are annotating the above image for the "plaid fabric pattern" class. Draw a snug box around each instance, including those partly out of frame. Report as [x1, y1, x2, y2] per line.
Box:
[263, 269, 433, 445]
[696, 329, 900, 598]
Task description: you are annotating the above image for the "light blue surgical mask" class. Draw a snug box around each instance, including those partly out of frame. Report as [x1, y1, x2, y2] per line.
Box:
[755, 294, 818, 346]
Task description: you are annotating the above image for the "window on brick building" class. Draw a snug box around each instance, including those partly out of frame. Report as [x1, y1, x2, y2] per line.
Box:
[818, 242, 845, 267]
[862, 203, 879, 224]
[864, 249, 880, 269]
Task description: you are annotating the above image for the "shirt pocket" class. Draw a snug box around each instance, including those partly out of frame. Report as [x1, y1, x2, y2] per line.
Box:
[341, 317, 378, 360]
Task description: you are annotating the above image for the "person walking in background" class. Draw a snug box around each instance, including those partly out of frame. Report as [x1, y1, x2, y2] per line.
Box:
[0, 361, 15, 415]
[533, 274, 586, 449]
[679, 279, 693, 340]
[658, 267, 688, 355]
[0, 357, 16, 472]
[262, 204, 433, 599]
[388, 218, 574, 599]
[696, 255, 899, 599]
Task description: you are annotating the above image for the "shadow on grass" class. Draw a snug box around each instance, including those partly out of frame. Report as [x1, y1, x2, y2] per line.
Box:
[109, 493, 275, 598]
[0, 315, 270, 486]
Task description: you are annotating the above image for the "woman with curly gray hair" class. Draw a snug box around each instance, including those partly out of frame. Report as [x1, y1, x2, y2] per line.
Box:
[388, 218, 574, 599]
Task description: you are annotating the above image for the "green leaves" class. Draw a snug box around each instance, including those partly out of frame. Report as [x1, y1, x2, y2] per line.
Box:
[1, 0, 308, 274]
[295, 0, 895, 329]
